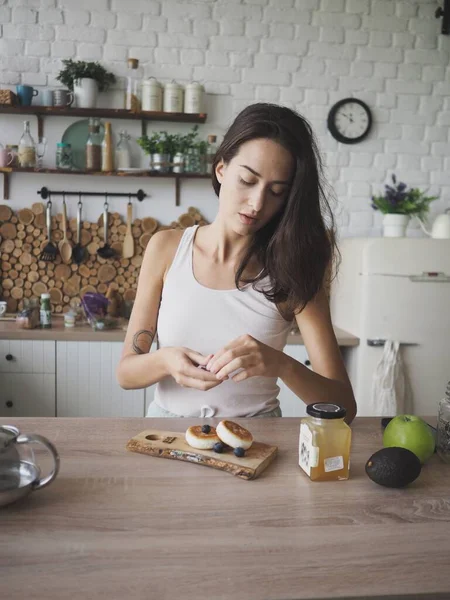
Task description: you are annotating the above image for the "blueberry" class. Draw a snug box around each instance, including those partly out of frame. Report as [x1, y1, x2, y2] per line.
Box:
[213, 442, 225, 453]
[234, 447, 245, 458]
[201, 425, 211, 434]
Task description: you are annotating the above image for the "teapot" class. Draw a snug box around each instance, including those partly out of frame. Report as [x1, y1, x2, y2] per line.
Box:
[0, 425, 60, 507]
[418, 209, 450, 239]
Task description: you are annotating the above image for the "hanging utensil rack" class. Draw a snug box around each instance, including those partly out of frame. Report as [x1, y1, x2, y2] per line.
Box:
[37, 186, 147, 202]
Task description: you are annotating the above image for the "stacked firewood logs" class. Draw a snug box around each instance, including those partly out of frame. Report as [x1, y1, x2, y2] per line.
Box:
[0, 203, 207, 314]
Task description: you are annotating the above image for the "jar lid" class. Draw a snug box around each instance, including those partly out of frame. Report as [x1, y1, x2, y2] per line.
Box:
[142, 77, 161, 86]
[207, 135, 217, 143]
[57, 142, 71, 147]
[41, 293, 50, 299]
[128, 58, 139, 69]
[306, 403, 347, 419]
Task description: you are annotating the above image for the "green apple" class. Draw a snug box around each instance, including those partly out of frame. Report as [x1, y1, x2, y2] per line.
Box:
[383, 415, 435, 464]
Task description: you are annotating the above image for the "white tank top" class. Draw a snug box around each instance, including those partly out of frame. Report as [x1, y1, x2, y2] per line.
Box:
[151, 225, 293, 417]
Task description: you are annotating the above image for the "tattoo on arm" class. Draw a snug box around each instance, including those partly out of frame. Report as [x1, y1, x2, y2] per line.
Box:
[132, 329, 155, 355]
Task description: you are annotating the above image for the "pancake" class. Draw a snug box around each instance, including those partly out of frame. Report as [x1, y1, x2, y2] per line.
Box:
[216, 420, 253, 450]
[185, 425, 220, 450]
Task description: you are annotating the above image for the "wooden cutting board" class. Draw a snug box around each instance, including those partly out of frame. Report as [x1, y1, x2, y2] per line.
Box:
[126, 428, 278, 480]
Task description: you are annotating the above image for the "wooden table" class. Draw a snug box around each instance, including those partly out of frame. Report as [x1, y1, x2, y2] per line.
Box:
[1, 417, 449, 600]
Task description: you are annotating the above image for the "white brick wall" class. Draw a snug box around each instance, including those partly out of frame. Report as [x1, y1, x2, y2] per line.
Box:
[0, 0, 448, 238]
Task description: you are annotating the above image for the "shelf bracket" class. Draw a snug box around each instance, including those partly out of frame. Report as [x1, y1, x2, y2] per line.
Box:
[141, 119, 147, 138]
[175, 176, 180, 206]
[2, 171, 10, 201]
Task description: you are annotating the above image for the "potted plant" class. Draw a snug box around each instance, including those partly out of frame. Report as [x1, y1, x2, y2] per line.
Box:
[371, 174, 438, 237]
[172, 127, 199, 173]
[137, 131, 176, 173]
[56, 59, 116, 108]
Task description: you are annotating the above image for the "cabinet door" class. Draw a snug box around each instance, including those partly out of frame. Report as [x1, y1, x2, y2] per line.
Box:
[278, 345, 311, 417]
[0, 373, 56, 417]
[0, 340, 55, 374]
[56, 341, 145, 417]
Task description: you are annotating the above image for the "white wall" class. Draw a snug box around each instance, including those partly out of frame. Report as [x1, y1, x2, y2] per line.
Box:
[0, 0, 449, 235]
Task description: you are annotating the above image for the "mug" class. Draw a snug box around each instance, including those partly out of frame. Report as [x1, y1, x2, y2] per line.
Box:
[5, 145, 18, 167]
[0, 148, 13, 168]
[0, 301, 7, 316]
[16, 85, 39, 106]
[41, 89, 53, 107]
[52, 88, 74, 107]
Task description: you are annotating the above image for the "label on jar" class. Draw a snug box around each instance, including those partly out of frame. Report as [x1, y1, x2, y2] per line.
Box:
[299, 423, 319, 476]
[40, 309, 51, 328]
[324, 455, 344, 472]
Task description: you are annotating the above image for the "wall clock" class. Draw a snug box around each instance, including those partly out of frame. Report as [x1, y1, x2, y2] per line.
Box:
[327, 98, 372, 144]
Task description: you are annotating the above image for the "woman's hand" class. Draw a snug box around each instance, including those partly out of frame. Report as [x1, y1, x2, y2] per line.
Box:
[206, 334, 286, 382]
[161, 347, 226, 391]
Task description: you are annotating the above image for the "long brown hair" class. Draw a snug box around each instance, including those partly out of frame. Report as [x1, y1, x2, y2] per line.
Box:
[211, 103, 339, 319]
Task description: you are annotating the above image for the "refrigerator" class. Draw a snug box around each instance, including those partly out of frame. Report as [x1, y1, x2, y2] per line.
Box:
[330, 238, 450, 417]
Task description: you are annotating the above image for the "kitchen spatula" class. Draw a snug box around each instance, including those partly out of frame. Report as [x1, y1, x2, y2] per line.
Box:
[122, 199, 134, 259]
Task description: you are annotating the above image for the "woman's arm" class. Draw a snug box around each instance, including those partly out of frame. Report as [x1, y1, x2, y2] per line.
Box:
[279, 287, 357, 423]
[116, 230, 223, 391]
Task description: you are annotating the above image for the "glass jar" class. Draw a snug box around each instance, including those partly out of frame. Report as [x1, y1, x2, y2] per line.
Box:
[18, 120, 36, 167]
[64, 310, 76, 328]
[56, 142, 72, 170]
[86, 117, 102, 171]
[125, 58, 140, 111]
[206, 134, 218, 175]
[115, 130, 131, 169]
[299, 403, 351, 481]
[40, 293, 51, 329]
[436, 381, 450, 464]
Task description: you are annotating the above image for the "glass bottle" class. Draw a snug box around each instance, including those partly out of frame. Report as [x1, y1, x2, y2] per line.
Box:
[86, 117, 102, 171]
[101, 121, 113, 172]
[125, 58, 140, 111]
[40, 293, 51, 329]
[299, 403, 351, 481]
[437, 381, 450, 464]
[115, 130, 131, 169]
[18, 120, 36, 168]
[206, 134, 218, 175]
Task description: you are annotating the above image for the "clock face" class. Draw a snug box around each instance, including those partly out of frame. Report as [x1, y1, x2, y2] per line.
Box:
[327, 98, 372, 144]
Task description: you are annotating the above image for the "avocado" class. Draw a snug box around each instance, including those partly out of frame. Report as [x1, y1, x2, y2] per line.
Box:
[365, 447, 421, 488]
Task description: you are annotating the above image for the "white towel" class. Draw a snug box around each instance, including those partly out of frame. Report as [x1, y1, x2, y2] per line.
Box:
[369, 340, 410, 416]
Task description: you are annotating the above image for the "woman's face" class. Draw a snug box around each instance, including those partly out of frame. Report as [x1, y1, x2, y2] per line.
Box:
[215, 138, 294, 235]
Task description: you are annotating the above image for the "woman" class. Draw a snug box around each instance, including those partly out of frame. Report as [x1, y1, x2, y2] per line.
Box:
[117, 103, 356, 422]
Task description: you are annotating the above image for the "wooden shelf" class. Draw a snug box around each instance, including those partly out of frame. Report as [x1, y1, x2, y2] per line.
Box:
[0, 167, 211, 205]
[0, 106, 209, 204]
[0, 105, 206, 123]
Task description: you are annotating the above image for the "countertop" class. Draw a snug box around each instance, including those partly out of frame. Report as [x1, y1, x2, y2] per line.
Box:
[2, 416, 449, 600]
[0, 319, 359, 346]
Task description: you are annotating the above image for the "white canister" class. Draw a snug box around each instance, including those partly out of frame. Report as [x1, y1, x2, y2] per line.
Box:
[141, 77, 163, 112]
[163, 80, 183, 113]
[184, 81, 205, 114]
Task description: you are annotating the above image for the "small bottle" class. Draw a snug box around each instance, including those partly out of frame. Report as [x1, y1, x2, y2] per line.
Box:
[437, 381, 450, 464]
[101, 121, 113, 172]
[115, 130, 131, 169]
[125, 58, 140, 111]
[86, 117, 102, 171]
[206, 134, 218, 175]
[40, 293, 52, 329]
[299, 403, 351, 481]
[18, 120, 36, 168]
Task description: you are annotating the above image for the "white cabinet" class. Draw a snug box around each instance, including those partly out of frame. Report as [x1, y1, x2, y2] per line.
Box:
[278, 345, 310, 417]
[0, 340, 56, 417]
[56, 341, 145, 417]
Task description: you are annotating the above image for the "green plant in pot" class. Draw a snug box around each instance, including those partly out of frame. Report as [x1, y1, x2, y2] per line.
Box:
[137, 131, 175, 173]
[171, 127, 200, 173]
[56, 59, 116, 109]
[371, 174, 438, 238]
